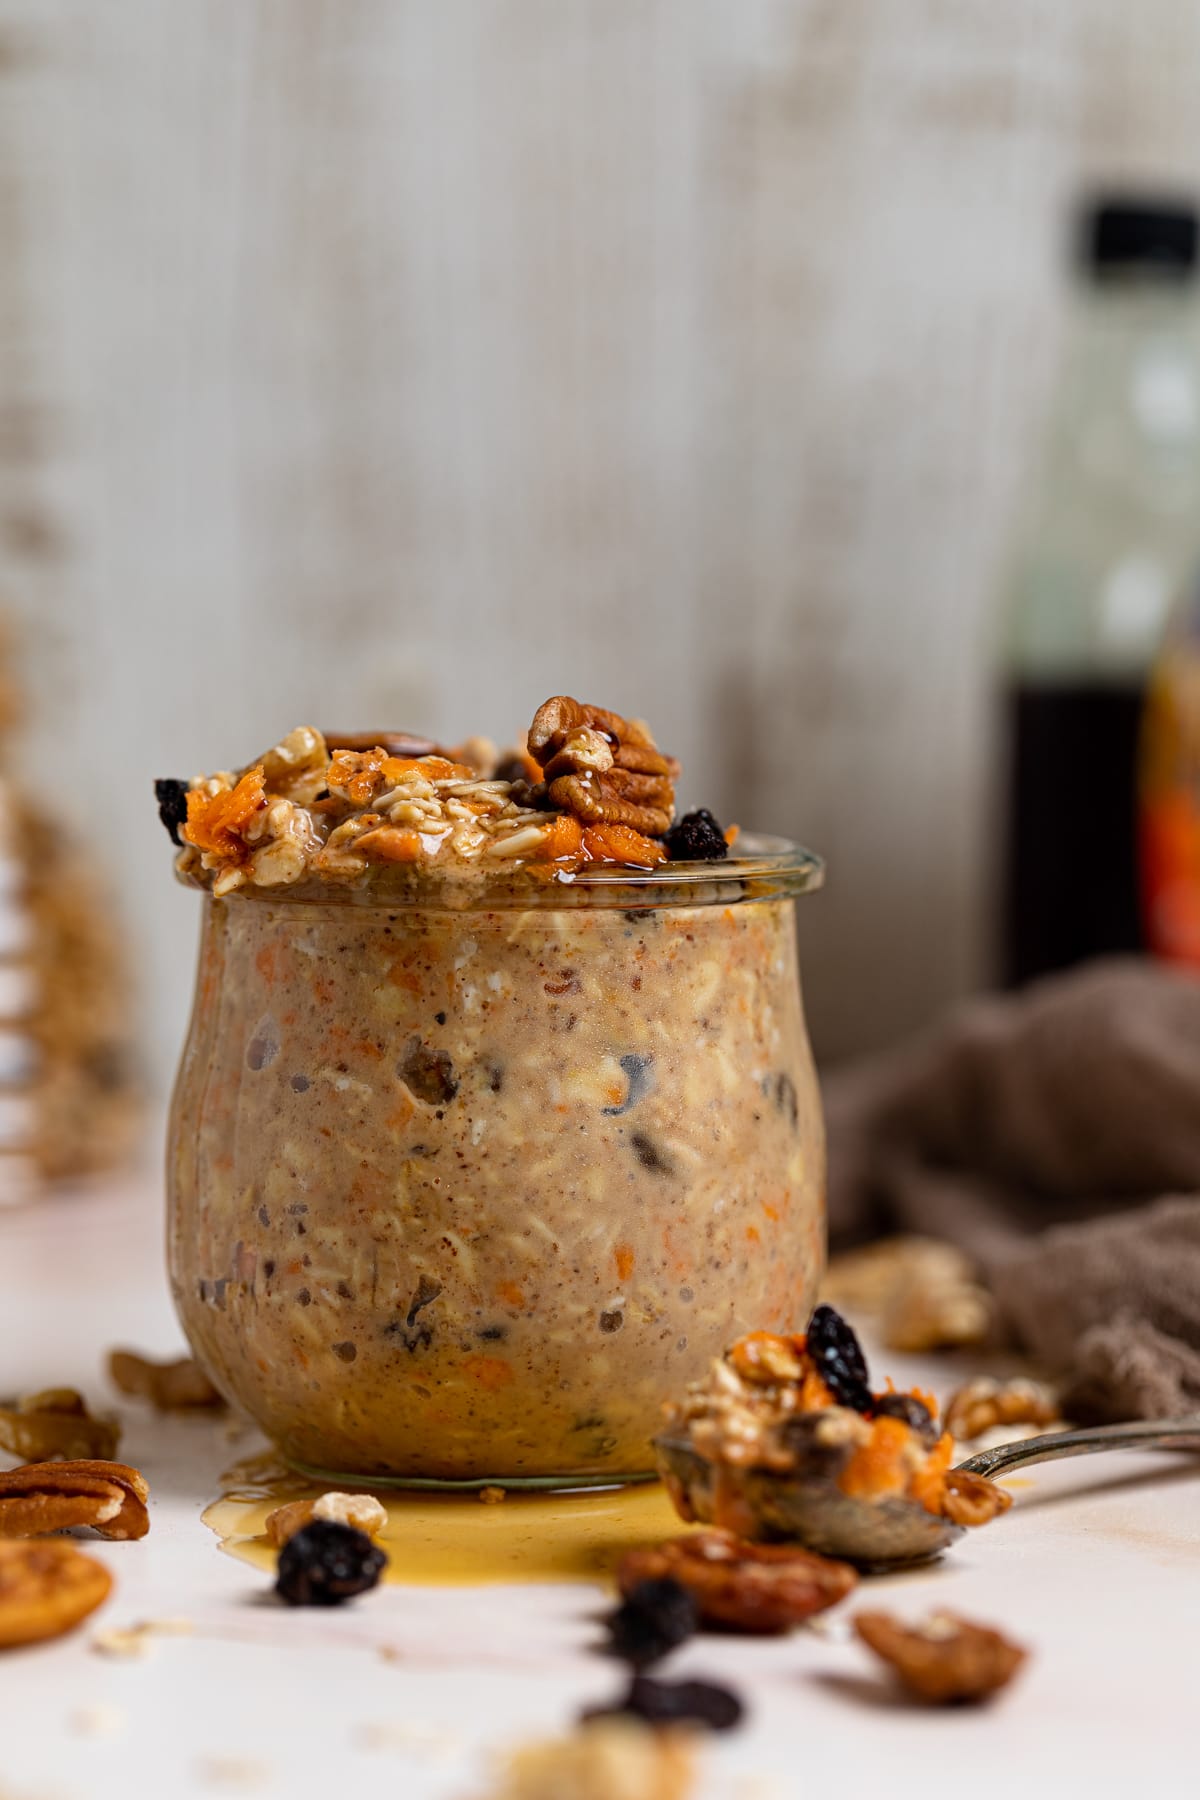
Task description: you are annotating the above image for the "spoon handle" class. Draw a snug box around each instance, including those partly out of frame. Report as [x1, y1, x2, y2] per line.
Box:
[957, 1415, 1200, 1479]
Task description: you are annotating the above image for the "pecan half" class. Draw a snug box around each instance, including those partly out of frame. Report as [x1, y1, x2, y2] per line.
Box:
[0, 1389, 120, 1462]
[943, 1376, 1061, 1444]
[617, 1530, 856, 1634]
[0, 1461, 150, 1541]
[108, 1349, 225, 1412]
[322, 730, 440, 759]
[854, 1610, 1027, 1703]
[0, 1539, 113, 1648]
[527, 697, 677, 836]
[265, 1491, 387, 1548]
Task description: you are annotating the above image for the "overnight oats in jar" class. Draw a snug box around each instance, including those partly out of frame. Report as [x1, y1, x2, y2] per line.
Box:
[161, 698, 825, 1485]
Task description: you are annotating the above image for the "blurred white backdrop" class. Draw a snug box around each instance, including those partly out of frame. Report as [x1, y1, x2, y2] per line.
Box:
[5, 0, 1200, 1094]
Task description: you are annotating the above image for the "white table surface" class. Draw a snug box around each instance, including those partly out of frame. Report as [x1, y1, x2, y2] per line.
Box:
[1, 1172, 1196, 1800]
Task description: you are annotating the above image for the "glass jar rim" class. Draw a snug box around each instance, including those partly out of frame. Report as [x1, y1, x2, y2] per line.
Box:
[180, 833, 824, 913]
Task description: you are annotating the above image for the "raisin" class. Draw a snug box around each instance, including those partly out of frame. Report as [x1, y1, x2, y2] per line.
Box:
[630, 1132, 673, 1174]
[662, 809, 729, 862]
[397, 1040, 458, 1105]
[154, 778, 190, 846]
[601, 1054, 654, 1117]
[585, 1673, 744, 1733]
[806, 1304, 873, 1413]
[274, 1520, 386, 1606]
[874, 1392, 939, 1447]
[604, 1577, 698, 1667]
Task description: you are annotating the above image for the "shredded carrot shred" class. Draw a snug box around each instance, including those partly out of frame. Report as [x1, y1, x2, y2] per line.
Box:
[356, 825, 425, 863]
[533, 815, 585, 862]
[837, 1415, 913, 1500]
[183, 766, 267, 859]
[581, 822, 667, 867]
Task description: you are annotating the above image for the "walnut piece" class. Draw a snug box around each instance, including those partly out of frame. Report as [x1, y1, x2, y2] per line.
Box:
[265, 1491, 387, 1548]
[0, 1388, 120, 1462]
[0, 1460, 150, 1541]
[618, 1530, 856, 1634]
[821, 1236, 993, 1353]
[854, 1609, 1027, 1703]
[0, 1538, 113, 1647]
[527, 697, 677, 837]
[108, 1349, 225, 1412]
[943, 1376, 1062, 1444]
[491, 1716, 695, 1800]
[938, 1468, 1013, 1529]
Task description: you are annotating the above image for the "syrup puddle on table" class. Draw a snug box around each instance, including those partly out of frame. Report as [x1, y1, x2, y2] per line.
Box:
[202, 1451, 682, 1586]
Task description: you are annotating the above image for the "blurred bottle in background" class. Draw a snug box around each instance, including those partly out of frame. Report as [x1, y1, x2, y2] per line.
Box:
[999, 196, 1200, 986]
[1139, 577, 1200, 964]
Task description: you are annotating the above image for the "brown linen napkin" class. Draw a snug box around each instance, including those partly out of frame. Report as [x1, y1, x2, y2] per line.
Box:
[824, 958, 1200, 1419]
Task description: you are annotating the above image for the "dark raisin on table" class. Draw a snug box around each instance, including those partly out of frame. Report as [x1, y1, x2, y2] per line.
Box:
[805, 1303, 874, 1413]
[275, 1520, 386, 1606]
[662, 809, 729, 862]
[154, 778, 190, 845]
[584, 1672, 744, 1732]
[604, 1577, 698, 1667]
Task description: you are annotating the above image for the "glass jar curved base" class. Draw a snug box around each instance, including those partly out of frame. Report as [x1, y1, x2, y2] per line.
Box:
[282, 1453, 659, 1494]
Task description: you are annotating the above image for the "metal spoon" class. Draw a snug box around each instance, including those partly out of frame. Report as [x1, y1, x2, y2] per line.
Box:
[655, 1415, 1200, 1569]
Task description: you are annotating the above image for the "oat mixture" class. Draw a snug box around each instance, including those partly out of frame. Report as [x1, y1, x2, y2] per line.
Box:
[164, 699, 824, 1480]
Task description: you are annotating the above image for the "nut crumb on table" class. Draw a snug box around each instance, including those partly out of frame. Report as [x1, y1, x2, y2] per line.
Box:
[0, 1388, 120, 1463]
[943, 1375, 1062, 1443]
[617, 1531, 856, 1635]
[0, 1539, 112, 1649]
[108, 1348, 225, 1411]
[854, 1609, 1028, 1704]
[488, 1717, 695, 1800]
[0, 1459, 149, 1540]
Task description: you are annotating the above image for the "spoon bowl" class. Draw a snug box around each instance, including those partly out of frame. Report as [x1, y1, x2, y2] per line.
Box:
[655, 1414, 1200, 1569]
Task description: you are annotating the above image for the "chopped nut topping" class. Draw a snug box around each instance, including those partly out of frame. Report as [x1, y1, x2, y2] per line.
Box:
[108, 1348, 225, 1411]
[491, 1716, 696, 1800]
[618, 1530, 856, 1634]
[527, 697, 678, 839]
[0, 1389, 120, 1463]
[728, 1332, 805, 1386]
[0, 1460, 150, 1541]
[854, 1609, 1027, 1703]
[265, 1491, 386, 1548]
[943, 1376, 1062, 1443]
[0, 1538, 113, 1647]
[164, 699, 706, 891]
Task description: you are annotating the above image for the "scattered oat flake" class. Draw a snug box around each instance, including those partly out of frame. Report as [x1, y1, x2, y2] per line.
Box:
[92, 1626, 149, 1659]
[92, 1616, 193, 1657]
[71, 1702, 127, 1738]
[354, 1719, 458, 1761]
[490, 1715, 695, 1800]
[196, 1756, 271, 1789]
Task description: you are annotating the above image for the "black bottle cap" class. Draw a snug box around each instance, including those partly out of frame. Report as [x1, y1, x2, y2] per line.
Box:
[1081, 197, 1198, 278]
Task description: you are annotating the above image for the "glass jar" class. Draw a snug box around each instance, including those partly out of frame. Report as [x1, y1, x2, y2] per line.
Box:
[167, 840, 825, 1486]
